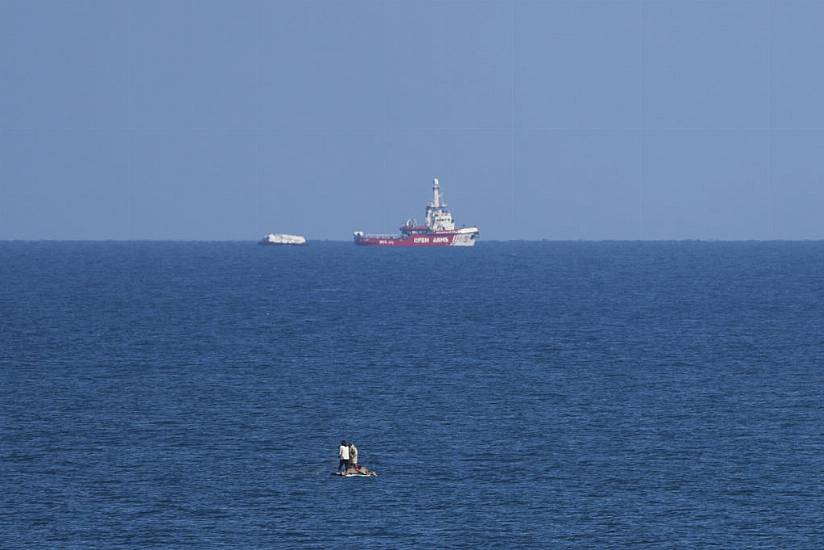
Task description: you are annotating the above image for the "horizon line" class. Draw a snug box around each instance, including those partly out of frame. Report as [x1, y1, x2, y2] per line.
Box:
[3, 239, 824, 244]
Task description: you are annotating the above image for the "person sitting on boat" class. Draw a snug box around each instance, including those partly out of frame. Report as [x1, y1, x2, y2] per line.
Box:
[338, 440, 350, 473]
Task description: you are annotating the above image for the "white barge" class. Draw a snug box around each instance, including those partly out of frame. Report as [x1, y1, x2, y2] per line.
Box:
[259, 233, 307, 246]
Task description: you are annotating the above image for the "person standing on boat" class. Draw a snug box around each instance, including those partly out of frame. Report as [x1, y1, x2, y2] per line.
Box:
[348, 441, 358, 471]
[338, 440, 350, 473]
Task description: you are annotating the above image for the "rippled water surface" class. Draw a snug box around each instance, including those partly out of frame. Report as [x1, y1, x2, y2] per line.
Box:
[2, 241, 824, 548]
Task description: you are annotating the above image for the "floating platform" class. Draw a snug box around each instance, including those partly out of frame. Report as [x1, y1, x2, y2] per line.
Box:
[259, 233, 307, 246]
[333, 471, 377, 477]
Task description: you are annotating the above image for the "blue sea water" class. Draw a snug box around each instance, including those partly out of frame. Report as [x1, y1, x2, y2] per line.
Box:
[1, 241, 824, 548]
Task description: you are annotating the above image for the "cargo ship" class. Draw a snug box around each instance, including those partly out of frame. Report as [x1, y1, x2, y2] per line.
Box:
[353, 178, 479, 247]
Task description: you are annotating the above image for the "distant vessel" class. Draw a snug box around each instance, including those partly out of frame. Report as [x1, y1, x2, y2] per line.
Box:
[353, 178, 479, 247]
[259, 233, 307, 246]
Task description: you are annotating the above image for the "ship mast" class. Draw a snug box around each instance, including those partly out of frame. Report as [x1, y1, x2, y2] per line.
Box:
[431, 177, 445, 208]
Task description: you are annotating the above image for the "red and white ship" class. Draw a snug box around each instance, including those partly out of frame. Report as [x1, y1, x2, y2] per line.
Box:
[354, 178, 479, 247]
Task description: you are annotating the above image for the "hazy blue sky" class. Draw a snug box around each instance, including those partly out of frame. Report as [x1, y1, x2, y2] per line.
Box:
[2, 0, 823, 240]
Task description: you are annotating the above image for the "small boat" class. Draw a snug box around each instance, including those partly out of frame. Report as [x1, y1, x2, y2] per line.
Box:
[259, 233, 307, 246]
[333, 466, 378, 477]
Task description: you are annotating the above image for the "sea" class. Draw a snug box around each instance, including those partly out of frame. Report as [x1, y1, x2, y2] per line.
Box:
[2, 241, 823, 548]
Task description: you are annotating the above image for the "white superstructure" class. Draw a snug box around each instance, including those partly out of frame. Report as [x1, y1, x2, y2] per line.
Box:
[425, 178, 456, 231]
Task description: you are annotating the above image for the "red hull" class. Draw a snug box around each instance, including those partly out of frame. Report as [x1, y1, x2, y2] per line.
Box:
[354, 232, 460, 247]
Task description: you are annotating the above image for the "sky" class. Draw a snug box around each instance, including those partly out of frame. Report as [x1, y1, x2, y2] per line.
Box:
[1, 0, 823, 241]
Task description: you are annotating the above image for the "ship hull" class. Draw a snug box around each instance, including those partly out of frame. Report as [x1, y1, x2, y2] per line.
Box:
[354, 228, 478, 247]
